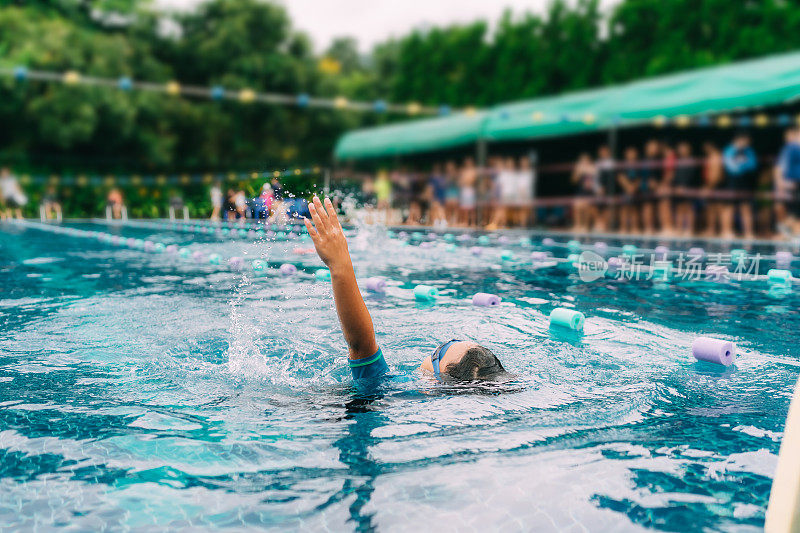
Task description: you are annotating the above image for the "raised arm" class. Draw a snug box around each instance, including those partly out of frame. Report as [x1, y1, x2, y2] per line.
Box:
[304, 196, 379, 360]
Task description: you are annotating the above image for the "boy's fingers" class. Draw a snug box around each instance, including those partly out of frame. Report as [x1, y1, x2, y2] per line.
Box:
[313, 196, 332, 231]
[323, 198, 342, 230]
[303, 217, 318, 237]
[309, 202, 327, 234]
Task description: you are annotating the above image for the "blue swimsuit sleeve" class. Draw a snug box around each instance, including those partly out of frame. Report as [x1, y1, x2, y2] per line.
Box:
[349, 348, 389, 380]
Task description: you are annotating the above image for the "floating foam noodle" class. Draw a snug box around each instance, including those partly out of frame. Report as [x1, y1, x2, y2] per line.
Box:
[445, 244, 457, 252]
[443, 233, 455, 243]
[606, 256, 624, 275]
[179, 247, 191, 258]
[730, 249, 746, 263]
[192, 250, 206, 262]
[500, 250, 515, 261]
[315, 268, 331, 281]
[427, 232, 438, 240]
[126, 238, 136, 247]
[208, 253, 222, 265]
[154, 242, 166, 253]
[567, 239, 581, 251]
[776, 251, 793, 267]
[228, 257, 244, 270]
[166, 244, 178, 254]
[238, 229, 248, 237]
[279, 263, 297, 276]
[387, 230, 396, 238]
[134, 239, 145, 249]
[472, 292, 501, 306]
[530, 251, 549, 262]
[688, 247, 705, 258]
[251, 259, 266, 272]
[457, 234, 472, 242]
[549, 308, 585, 330]
[470, 246, 483, 256]
[498, 235, 510, 245]
[622, 244, 637, 256]
[593, 241, 607, 253]
[419, 241, 434, 249]
[398, 231, 408, 239]
[414, 284, 438, 301]
[364, 277, 386, 292]
[143, 240, 155, 252]
[692, 336, 736, 366]
[477, 235, 491, 245]
[519, 237, 532, 247]
[768, 269, 793, 287]
[221, 228, 230, 235]
[654, 245, 669, 260]
[565, 253, 580, 268]
[542, 238, 555, 246]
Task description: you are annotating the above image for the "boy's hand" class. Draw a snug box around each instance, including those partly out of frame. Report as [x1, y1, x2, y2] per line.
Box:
[304, 196, 350, 270]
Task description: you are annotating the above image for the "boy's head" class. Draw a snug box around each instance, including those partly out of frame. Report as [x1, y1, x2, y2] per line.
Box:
[420, 340, 506, 381]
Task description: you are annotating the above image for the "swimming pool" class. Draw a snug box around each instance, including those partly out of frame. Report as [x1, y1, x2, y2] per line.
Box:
[1, 219, 797, 531]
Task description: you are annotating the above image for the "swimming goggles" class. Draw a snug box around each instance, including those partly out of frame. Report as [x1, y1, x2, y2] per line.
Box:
[430, 339, 461, 377]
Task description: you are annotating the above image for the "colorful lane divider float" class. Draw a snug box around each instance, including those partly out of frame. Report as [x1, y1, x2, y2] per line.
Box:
[21, 219, 783, 367]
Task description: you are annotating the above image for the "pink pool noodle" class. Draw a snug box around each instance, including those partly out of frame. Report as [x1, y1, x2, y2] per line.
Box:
[692, 337, 736, 366]
[542, 238, 555, 246]
[470, 246, 483, 256]
[228, 257, 244, 270]
[472, 293, 501, 306]
[364, 277, 387, 292]
[165, 244, 178, 254]
[192, 251, 205, 262]
[531, 251, 549, 262]
[279, 263, 297, 275]
[776, 251, 793, 266]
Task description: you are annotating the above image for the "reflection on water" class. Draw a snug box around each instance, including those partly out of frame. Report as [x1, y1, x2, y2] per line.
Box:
[0, 221, 796, 531]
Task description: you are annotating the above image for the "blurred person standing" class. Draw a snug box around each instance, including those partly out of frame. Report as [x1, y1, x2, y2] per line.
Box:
[596, 145, 615, 232]
[702, 142, 725, 237]
[639, 140, 661, 235]
[515, 156, 534, 227]
[570, 153, 598, 232]
[672, 142, 699, 237]
[106, 188, 123, 220]
[487, 157, 513, 230]
[459, 157, 478, 227]
[429, 164, 447, 228]
[616, 147, 641, 234]
[443, 161, 460, 226]
[656, 141, 676, 235]
[210, 181, 223, 221]
[374, 169, 392, 224]
[42, 185, 62, 221]
[0, 167, 27, 219]
[775, 127, 800, 235]
[722, 133, 757, 239]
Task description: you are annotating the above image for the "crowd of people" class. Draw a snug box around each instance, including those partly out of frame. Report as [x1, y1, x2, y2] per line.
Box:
[209, 177, 311, 223]
[358, 128, 800, 239]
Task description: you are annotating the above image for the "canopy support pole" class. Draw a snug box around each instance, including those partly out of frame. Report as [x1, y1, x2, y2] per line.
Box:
[476, 138, 487, 226]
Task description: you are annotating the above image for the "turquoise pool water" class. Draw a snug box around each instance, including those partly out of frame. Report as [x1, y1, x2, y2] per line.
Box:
[0, 220, 798, 531]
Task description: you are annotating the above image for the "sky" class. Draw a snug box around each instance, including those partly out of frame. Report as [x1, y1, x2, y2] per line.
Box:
[155, 0, 619, 53]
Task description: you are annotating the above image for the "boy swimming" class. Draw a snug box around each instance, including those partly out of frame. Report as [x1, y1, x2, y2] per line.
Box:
[304, 196, 507, 382]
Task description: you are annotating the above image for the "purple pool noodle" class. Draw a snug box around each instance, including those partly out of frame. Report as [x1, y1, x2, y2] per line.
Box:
[398, 231, 408, 239]
[265, 230, 276, 238]
[472, 292, 501, 306]
[364, 277, 387, 292]
[165, 244, 178, 254]
[654, 245, 669, 260]
[419, 241, 434, 249]
[692, 336, 736, 366]
[228, 257, 244, 270]
[247, 230, 256, 238]
[143, 240, 155, 251]
[498, 235, 511, 245]
[607, 256, 623, 273]
[279, 263, 297, 276]
[111, 236, 121, 245]
[688, 247, 705, 257]
[288, 232, 297, 239]
[427, 232, 438, 240]
[457, 234, 471, 242]
[776, 251, 793, 266]
[126, 238, 136, 247]
[531, 251, 549, 262]
[192, 251, 205, 262]
[542, 237, 555, 246]
[705, 264, 730, 282]
[470, 246, 483, 256]
[594, 241, 607, 252]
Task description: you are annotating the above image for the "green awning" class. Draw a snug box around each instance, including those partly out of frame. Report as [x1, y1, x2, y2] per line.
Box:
[334, 111, 487, 160]
[335, 50, 800, 159]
